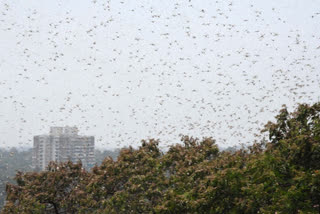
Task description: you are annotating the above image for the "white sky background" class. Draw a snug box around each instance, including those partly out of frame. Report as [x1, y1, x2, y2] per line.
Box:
[0, 0, 320, 149]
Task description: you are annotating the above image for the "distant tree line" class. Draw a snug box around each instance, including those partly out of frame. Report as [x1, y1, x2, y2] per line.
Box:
[1, 102, 320, 213]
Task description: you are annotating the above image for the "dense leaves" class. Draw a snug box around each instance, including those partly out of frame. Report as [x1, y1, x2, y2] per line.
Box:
[0, 148, 32, 210]
[0, 149, 118, 210]
[2, 102, 320, 213]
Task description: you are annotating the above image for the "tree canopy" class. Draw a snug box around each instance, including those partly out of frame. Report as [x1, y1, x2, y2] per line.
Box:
[2, 102, 320, 213]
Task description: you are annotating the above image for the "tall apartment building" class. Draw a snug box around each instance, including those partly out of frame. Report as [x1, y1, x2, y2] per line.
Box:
[32, 126, 95, 171]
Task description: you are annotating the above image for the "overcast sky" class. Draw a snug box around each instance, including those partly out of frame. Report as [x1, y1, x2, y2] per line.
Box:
[0, 0, 320, 149]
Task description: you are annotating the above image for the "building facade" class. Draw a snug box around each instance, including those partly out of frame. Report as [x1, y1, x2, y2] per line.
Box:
[32, 126, 95, 171]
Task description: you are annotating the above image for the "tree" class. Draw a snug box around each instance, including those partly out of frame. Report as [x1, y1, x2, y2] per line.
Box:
[3, 161, 90, 214]
[2, 102, 320, 213]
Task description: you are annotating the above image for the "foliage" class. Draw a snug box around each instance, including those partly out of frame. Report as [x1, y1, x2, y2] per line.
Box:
[0, 149, 119, 210]
[2, 102, 320, 213]
[0, 148, 32, 210]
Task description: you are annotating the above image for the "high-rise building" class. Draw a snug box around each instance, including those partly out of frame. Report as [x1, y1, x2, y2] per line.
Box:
[32, 126, 95, 171]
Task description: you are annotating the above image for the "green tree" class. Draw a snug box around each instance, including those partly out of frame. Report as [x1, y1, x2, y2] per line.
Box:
[3, 161, 90, 214]
[2, 102, 320, 214]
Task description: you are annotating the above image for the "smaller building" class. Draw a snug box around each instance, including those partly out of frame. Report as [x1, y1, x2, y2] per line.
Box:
[32, 126, 94, 171]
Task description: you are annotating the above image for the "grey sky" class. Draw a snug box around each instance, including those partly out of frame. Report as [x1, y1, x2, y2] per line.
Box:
[0, 0, 320, 149]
